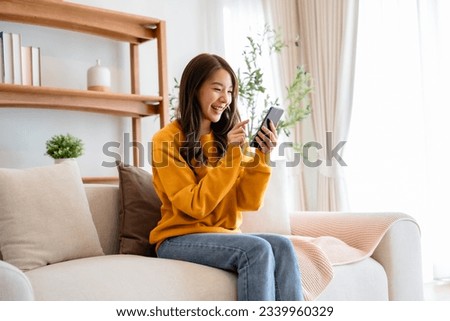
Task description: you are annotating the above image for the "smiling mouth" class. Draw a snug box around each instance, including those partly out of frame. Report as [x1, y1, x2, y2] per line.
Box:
[212, 105, 227, 112]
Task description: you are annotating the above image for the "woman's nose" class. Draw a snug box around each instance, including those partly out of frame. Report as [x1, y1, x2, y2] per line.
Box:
[220, 91, 231, 104]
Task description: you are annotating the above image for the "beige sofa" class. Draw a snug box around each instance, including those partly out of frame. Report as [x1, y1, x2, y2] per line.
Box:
[0, 182, 423, 301]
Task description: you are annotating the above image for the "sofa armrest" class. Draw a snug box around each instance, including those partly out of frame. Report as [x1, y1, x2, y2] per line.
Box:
[290, 211, 423, 300]
[0, 260, 34, 300]
[372, 219, 423, 300]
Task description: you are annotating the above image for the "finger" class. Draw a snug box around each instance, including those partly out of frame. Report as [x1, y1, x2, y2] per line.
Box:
[257, 132, 270, 149]
[269, 120, 277, 133]
[255, 135, 263, 147]
[264, 124, 278, 140]
[258, 129, 276, 148]
[229, 132, 246, 145]
[235, 119, 249, 129]
[255, 135, 269, 151]
[256, 133, 267, 148]
[258, 127, 273, 142]
[233, 127, 246, 138]
[266, 130, 277, 146]
[262, 122, 277, 137]
[261, 125, 273, 138]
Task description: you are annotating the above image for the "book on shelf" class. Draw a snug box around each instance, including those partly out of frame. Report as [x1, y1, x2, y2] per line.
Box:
[21, 46, 32, 86]
[31, 47, 41, 86]
[0, 32, 4, 83]
[1, 31, 42, 86]
[0, 33, 3, 83]
[11, 33, 22, 85]
[1, 31, 13, 84]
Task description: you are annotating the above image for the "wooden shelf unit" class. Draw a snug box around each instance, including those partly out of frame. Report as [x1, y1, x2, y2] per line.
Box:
[0, 0, 169, 182]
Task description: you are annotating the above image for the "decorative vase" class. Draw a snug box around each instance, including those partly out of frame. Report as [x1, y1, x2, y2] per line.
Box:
[87, 59, 110, 92]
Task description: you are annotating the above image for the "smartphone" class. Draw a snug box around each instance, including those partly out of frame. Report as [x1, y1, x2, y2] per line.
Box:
[249, 107, 284, 148]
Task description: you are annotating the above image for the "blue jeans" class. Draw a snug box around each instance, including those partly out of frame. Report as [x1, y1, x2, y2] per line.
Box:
[157, 233, 303, 301]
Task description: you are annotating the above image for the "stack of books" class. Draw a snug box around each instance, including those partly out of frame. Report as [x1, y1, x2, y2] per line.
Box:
[0, 31, 41, 86]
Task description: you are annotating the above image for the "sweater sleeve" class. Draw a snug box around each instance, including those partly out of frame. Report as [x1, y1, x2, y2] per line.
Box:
[152, 135, 243, 220]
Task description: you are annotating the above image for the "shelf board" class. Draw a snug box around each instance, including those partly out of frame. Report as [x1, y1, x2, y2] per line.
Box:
[0, 0, 161, 43]
[82, 176, 119, 185]
[0, 84, 161, 117]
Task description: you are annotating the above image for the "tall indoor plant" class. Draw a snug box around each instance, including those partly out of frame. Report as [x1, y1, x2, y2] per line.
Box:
[238, 24, 312, 142]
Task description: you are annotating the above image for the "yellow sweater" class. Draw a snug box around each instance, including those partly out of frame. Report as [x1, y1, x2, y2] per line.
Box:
[150, 121, 272, 248]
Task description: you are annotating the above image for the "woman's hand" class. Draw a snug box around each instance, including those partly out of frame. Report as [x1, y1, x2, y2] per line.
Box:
[227, 120, 249, 146]
[255, 120, 278, 154]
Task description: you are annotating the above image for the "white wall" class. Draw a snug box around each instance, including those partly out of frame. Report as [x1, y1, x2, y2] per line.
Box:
[0, 0, 216, 176]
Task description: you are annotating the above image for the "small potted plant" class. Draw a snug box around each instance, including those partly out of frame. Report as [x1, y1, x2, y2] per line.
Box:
[45, 133, 84, 163]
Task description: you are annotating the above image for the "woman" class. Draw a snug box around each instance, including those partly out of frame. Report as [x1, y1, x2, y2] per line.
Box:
[150, 53, 302, 301]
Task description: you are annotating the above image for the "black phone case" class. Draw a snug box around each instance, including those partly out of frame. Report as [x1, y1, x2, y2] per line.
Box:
[250, 107, 284, 148]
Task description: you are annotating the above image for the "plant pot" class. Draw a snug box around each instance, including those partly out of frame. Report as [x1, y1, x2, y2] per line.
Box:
[54, 158, 75, 164]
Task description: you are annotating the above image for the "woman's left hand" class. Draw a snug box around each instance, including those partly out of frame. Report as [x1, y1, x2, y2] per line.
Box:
[255, 120, 278, 154]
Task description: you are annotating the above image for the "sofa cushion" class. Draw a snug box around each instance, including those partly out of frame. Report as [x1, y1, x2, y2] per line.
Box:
[25, 255, 237, 300]
[0, 160, 104, 271]
[241, 159, 291, 235]
[84, 184, 120, 255]
[116, 162, 162, 257]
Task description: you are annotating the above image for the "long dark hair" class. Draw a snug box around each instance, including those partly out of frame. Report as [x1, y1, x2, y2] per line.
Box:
[177, 53, 241, 167]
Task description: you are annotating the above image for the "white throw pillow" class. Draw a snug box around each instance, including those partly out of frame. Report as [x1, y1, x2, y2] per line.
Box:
[241, 158, 291, 235]
[0, 160, 104, 271]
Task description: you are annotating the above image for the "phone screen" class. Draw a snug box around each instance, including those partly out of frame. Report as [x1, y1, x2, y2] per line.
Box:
[249, 107, 284, 148]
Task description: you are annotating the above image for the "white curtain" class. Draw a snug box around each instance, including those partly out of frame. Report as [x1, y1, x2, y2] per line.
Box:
[263, 0, 359, 211]
[204, 0, 279, 122]
[219, 0, 270, 72]
[260, 0, 308, 211]
[346, 0, 450, 281]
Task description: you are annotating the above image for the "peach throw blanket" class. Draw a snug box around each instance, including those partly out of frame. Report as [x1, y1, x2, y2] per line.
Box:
[287, 212, 418, 300]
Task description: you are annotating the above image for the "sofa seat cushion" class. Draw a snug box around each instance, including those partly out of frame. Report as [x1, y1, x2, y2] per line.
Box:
[316, 257, 388, 300]
[25, 254, 237, 301]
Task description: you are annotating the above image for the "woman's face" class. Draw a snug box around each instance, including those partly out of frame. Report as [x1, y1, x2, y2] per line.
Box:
[197, 68, 233, 134]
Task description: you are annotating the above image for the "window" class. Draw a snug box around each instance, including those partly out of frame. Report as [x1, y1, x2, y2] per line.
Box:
[346, 0, 450, 281]
[222, 0, 279, 121]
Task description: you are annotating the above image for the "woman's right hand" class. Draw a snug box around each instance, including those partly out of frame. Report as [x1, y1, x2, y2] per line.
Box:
[227, 120, 249, 146]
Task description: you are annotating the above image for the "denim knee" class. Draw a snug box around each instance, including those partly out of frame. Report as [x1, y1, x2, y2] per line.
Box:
[245, 237, 275, 267]
[275, 236, 296, 254]
[257, 234, 295, 254]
